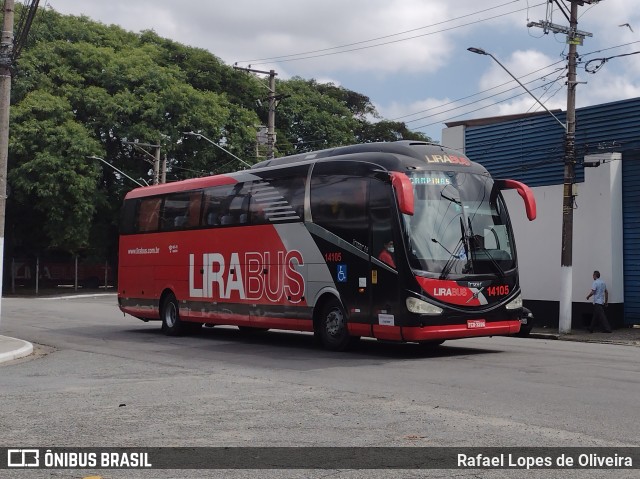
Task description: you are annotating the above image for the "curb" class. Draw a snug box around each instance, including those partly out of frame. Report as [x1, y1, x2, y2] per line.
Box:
[529, 332, 559, 340]
[0, 335, 34, 364]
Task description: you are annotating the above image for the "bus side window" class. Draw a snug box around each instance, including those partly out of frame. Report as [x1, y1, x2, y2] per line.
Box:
[137, 197, 162, 233]
[249, 176, 306, 224]
[160, 192, 191, 231]
[120, 198, 139, 235]
[276, 176, 306, 220]
[202, 184, 236, 228]
[188, 191, 203, 228]
[222, 194, 250, 225]
[310, 175, 368, 248]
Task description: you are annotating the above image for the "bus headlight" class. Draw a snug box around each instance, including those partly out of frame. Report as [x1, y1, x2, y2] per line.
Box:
[406, 297, 443, 315]
[505, 293, 523, 310]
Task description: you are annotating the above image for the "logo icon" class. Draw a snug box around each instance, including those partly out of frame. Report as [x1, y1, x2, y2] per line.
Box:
[336, 264, 347, 283]
[7, 449, 40, 468]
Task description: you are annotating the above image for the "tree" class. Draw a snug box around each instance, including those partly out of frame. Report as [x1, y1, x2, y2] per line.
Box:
[356, 120, 432, 143]
[274, 77, 361, 155]
[6, 7, 431, 275]
[8, 91, 101, 253]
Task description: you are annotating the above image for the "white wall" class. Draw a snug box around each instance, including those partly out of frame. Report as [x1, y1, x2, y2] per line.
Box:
[504, 153, 623, 304]
[440, 126, 623, 305]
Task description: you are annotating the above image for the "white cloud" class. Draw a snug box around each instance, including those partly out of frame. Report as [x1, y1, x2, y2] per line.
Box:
[43, 0, 640, 142]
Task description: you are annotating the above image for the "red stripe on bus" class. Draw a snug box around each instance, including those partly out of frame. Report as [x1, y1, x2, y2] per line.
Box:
[125, 175, 237, 199]
[183, 313, 313, 332]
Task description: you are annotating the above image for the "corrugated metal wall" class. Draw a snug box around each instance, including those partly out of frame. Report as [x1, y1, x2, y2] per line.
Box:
[464, 97, 640, 187]
[464, 113, 567, 186]
[462, 96, 640, 325]
[622, 151, 640, 324]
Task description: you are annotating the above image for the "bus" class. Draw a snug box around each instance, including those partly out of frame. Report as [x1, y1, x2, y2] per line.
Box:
[117, 141, 536, 351]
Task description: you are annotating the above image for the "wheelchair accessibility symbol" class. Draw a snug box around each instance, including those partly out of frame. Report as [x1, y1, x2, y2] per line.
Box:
[336, 264, 347, 283]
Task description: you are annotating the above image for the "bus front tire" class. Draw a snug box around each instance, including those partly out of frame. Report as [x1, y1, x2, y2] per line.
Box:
[316, 298, 356, 351]
[161, 293, 184, 336]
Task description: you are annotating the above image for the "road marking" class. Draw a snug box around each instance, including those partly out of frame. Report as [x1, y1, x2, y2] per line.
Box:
[37, 293, 117, 300]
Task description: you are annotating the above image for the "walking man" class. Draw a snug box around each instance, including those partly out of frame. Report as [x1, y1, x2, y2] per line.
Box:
[586, 270, 612, 333]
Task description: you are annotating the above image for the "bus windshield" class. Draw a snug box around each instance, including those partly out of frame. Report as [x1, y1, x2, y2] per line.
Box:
[404, 171, 516, 277]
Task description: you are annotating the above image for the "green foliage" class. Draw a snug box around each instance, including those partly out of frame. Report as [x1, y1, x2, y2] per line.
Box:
[275, 78, 361, 155]
[356, 120, 432, 143]
[8, 91, 101, 253]
[7, 6, 431, 263]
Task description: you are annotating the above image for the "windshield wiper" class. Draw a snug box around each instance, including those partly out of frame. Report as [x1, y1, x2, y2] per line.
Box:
[466, 218, 504, 278]
[440, 191, 460, 205]
[437, 237, 465, 280]
[431, 237, 457, 257]
[471, 242, 505, 277]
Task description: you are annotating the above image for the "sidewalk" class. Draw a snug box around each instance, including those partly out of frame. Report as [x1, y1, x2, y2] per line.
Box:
[530, 325, 640, 346]
[0, 335, 34, 364]
[1, 326, 638, 365]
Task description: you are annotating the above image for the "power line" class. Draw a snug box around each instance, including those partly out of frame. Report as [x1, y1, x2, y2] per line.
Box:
[399, 66, 566, 125]
[410, 76, 565, 130]
[584, 50, 640, 74]
[240, 1, 524, 63]
[579, 39, 640, 59]
[394, 37, 637, 129]
[389, 59, 564, 121]
[239, 2, 546, 66]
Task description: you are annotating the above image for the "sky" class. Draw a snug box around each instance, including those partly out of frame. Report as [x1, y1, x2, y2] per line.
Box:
[44, 0, 640, 142]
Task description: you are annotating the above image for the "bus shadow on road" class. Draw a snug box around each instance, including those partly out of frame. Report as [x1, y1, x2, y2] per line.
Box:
[127, 324, 502, 361]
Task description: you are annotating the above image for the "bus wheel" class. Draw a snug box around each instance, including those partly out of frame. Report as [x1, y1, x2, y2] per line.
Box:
[317, 298, 355, 351]
[161, 293, 183, 336]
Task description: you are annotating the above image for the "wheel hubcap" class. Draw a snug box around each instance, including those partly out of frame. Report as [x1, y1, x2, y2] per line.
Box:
[325, 308, 343, 336]
[165, 303, 177, 328]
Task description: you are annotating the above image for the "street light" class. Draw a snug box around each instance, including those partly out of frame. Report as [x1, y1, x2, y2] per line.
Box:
[182, 131, 252, 168]
[467, 47, 567, 131]
[88, 156, 147, 187]
[468, 46, 576, 335]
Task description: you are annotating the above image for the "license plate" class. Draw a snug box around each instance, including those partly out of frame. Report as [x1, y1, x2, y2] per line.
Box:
[467, 319, 486, 329]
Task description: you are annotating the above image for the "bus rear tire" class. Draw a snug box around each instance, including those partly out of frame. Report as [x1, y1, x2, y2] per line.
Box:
[161, 293, 184, 336]
[316, 298, 356, 351]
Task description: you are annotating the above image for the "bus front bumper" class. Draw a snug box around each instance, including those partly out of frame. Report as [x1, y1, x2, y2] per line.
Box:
[400, 320, 521, 342]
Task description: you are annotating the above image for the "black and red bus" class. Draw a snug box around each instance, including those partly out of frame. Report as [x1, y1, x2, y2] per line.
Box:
[118, 141, 536, 350]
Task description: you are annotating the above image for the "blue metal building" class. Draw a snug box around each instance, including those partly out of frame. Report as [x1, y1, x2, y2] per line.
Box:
[446, 96, 640, 326]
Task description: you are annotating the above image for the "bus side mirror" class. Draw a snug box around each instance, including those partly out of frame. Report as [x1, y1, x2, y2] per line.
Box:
[496, 179, 537, 221]
[390, 172, 414, 216]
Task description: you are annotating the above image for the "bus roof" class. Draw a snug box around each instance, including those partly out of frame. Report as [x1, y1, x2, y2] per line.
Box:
[124, 141, 489, 200]
[124, 173, 237, 199]
[251, 140, 482, 172]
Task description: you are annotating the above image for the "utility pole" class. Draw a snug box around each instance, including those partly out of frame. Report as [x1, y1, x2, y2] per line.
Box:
[559, 1, 579, 335]
[153, 142, 161, 184]
[124, 141, 163, 185]
[233, 65, 278, 159]
[0, 0, 14, 326]
[528, 0, 596, 334]
[162, 152, 167, 184]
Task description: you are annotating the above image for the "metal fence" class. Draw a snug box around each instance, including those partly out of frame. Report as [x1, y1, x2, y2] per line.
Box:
[9, 256, 115, 294]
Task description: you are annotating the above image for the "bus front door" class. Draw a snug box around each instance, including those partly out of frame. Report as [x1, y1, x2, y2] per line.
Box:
[369, 178, 401, 341]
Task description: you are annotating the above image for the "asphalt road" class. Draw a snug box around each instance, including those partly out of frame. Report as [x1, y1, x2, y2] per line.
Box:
[0, 294, 638, 479]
